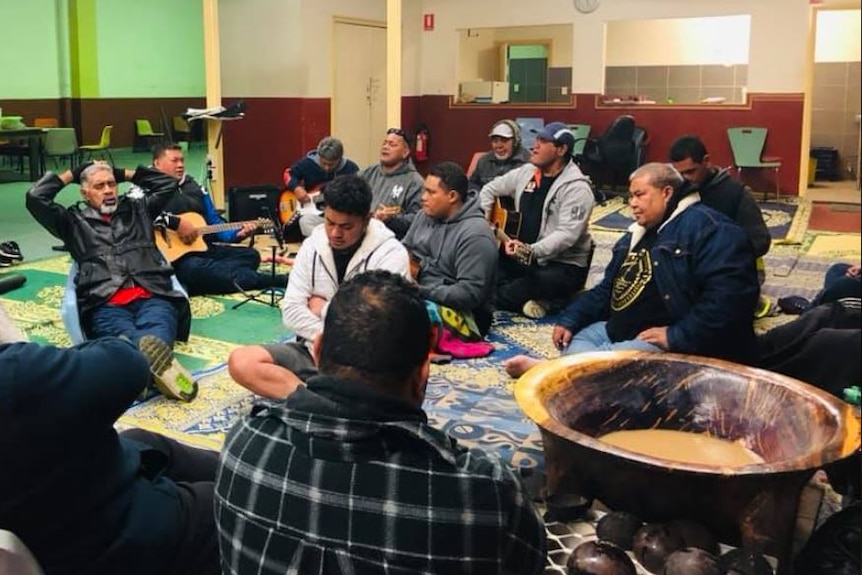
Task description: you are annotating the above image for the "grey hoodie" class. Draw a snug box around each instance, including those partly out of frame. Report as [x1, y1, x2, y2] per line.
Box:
[402, 195, 498, 334]
[359, 161, 425, 238]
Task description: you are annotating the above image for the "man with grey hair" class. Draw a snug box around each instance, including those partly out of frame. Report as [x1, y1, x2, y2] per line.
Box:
[505, 162, 759, 377]
[284, 136, 359, 236]
[26, 161, 198, 401]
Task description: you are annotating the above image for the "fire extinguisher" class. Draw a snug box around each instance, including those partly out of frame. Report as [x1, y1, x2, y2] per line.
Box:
[415, 124, 429, 162]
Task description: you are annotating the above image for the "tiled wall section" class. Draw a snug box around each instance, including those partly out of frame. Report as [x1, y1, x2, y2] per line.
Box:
[811, 61, 861, 180]
[605, 65, 748, 105]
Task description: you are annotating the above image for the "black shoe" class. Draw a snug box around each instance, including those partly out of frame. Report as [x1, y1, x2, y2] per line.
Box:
[0, 256, 11, 268]
[0, 241, 23, 261]
[777, 295, 811, 315]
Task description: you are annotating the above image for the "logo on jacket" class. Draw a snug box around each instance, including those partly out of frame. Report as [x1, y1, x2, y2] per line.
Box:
[391, 185, 404, 199]
[611, 249, 653, 311]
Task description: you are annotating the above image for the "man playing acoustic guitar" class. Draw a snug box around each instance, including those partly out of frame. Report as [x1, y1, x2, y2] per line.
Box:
[479, 122, 595, 319]
[139, 143, 287, 296]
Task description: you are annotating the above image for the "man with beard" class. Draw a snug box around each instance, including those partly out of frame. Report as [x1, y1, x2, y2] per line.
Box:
[504, 162, 759, 378]
[26, 162, 197, 401]
[358, 127, 425, 239]
[468, 119, 530, 192]
[479, 121, 595, 319]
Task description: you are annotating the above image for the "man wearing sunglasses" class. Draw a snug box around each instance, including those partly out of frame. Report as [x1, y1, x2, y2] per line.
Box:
[359, 127, 425, 239]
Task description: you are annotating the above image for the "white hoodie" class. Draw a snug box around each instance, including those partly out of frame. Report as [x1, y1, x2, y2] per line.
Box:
[280, 218, 411, 349]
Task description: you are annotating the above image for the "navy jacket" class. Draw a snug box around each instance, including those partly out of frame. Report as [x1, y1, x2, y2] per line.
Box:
[0, 339, 186, 575]
[557, 197, 759, 363]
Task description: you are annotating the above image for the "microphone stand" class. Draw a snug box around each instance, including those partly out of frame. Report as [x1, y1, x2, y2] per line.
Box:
[231, 207, 285, 310]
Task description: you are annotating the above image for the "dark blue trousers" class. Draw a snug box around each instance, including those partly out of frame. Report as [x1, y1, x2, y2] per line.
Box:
[173, 244, 270, 296]
[88, 296, 179, 347]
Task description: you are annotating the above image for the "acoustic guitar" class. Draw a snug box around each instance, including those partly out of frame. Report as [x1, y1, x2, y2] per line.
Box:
[154, 212, 272, 263]
[491, 197, 532, 266]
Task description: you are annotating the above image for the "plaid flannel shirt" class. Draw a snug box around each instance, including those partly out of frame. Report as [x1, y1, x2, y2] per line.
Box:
[215, 375, 546, 574]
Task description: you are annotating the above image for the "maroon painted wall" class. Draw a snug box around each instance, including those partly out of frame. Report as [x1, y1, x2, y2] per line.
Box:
[413, 93, 804, 195]
[220, 92, 803, 196]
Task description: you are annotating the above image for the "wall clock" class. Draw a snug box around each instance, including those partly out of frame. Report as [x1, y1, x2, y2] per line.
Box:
[573, 0, 600, 14]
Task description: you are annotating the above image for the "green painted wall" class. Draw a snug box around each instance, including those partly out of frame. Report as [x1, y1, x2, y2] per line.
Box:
[0, 0, 68, 98]
[0, 0, 204, 100]
[96, 0, 205, 97]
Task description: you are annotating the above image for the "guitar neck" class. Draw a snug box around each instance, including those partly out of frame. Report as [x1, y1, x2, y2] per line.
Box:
[197, 220, 255, 236]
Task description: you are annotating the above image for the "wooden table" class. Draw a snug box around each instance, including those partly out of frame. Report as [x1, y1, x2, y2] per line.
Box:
[0, 127, 45, 182]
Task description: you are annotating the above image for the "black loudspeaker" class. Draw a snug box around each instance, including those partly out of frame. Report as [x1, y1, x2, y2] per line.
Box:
[228, 185, 281, 222]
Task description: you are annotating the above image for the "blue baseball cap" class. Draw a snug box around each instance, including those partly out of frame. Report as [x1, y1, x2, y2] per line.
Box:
[531, 122, 576, 150]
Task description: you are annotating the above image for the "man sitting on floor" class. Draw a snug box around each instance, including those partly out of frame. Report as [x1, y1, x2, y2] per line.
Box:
[0, 329, 220, 575]
[468, 119, 530, 192]
[139, 143, 287, 296]
[402, 161, 498, 336]
[26, 162, 197, 401]
[215, 270, 547, 575]
[359, 127, 425, 239]
[227, 174, 410, 398]
[283, 136, 359, 237]
[669, 134, 773, 317]
[478, 121, 595, 319]
[505, 162, 759, 377]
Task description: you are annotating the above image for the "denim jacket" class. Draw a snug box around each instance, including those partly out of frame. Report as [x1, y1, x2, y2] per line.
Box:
[557, 195, 759, 363]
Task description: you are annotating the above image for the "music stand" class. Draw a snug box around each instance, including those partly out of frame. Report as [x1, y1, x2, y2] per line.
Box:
[232, 208, 286, 310]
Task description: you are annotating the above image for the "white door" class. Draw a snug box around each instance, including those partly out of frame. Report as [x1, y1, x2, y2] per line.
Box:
[333, 21, 387, 168]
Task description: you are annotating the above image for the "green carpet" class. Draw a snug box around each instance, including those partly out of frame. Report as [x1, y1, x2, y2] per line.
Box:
[0, 255, 289, 373]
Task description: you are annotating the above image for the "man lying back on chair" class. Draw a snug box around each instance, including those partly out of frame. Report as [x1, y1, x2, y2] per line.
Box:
[26, 161, 198, 401]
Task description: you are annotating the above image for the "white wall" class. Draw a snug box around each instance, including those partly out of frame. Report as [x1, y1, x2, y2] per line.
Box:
[219, 0, 305, 97]
[815, 9, 861, 63]
[606, 16, 750, 67]
[419, 0, 815, 95]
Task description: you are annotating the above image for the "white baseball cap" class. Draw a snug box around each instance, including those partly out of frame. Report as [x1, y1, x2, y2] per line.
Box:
[489, 122, 515, 139]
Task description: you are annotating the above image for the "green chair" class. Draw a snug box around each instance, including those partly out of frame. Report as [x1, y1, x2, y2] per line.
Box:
[78, 125, 114, 164]
[567, 123, 591, 157]
[134, 119, 165, 152]
[727, 127, 782, 201]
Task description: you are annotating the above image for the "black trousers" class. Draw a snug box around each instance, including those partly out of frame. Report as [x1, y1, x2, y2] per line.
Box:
[496, 256, 589, 312]
[119, 428, 221, 575]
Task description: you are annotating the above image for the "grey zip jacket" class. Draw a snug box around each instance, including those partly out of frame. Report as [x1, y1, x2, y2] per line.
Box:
[478, 160, 595, 267]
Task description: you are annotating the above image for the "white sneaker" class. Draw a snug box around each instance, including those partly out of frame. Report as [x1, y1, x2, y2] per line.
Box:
[138, 335, 198, 402]
[522, 300, 548, 319]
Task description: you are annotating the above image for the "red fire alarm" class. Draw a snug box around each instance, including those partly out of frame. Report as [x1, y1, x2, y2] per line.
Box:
[423, 13, 434, 31]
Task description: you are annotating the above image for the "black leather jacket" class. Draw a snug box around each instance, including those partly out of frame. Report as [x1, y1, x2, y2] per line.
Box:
[26, 167, 190, 339]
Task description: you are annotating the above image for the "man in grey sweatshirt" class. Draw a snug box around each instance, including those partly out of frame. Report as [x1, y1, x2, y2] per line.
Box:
[403, 162, 498, 335]
[359, 128, 425, 239]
